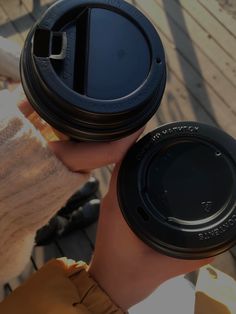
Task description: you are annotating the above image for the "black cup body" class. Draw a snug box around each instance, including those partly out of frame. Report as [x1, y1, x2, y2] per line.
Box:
[118, 122, 236, 259]
[20, 0, 166, 141]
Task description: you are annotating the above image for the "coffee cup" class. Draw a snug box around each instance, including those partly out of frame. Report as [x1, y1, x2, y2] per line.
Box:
[20, 0, 166, 141]
[118, 122, 236, 259]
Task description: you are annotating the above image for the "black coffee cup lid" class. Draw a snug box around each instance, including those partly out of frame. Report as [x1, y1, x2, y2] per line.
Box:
[118, 122, 236, 259]
[21, 0, 166, 141]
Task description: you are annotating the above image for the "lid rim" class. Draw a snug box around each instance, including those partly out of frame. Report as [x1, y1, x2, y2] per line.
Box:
[21, 48, 166, 140]
[118, 122, 236, 259]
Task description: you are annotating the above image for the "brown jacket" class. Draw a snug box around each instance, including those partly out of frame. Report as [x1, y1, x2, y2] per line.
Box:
[0, 258, 124, 314]
[1, 259, 236, 314]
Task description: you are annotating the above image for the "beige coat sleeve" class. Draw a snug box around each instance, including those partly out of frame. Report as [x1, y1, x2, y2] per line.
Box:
[0, 90, 88, 284]
[0, 36, 21, 81]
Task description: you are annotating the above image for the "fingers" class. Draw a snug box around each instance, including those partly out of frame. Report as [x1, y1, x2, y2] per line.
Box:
[18, 99, 34, 117]
[1, 85, 144, 172]
[49, 128, 144, 172]
[1, 86, 144, 172]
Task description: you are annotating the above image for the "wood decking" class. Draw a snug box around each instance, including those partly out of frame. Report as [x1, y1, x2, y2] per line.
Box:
[0, 0, 236, 304]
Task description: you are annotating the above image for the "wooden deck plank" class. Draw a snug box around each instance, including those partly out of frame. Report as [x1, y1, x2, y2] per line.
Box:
[32, 243, 62, 269]
[8, 261, 35, 291]
[84, 222, 98, 247]
[22, 0, 54, 19]
[198, 0, 236, 37]
[154, 72, 216, 126]
[0, 0, 35, 40]
[163, 44, 236, 136]
[56, 230, 93, 264]
[212, 251, 236, 280]
[135, 0, 236, 137]
[0, 5, 23, 45]
[153, 0, 236, 86]
[177, 0, 236, 61]
[145, 0, 236, 114]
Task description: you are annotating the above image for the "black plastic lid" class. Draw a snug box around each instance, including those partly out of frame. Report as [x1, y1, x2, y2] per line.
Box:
[20, 0, 166, 141]
[118, 122, 236, 259]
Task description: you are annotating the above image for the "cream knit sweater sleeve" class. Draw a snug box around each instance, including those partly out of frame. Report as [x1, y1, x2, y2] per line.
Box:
[0, 90, 88, 284]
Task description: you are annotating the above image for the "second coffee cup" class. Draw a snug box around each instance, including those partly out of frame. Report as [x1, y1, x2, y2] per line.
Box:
[118, 122, 236, 259]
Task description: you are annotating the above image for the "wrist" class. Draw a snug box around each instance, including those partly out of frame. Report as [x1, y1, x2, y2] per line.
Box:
[88, 251, 166, 310]
[89, 195, 169, 310]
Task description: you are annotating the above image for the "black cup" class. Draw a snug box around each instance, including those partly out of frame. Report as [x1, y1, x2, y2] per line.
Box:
[118, 122, 236, 259]
[20, 0, 166, 141]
